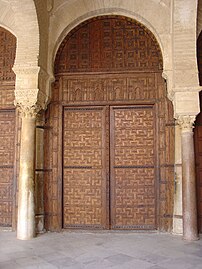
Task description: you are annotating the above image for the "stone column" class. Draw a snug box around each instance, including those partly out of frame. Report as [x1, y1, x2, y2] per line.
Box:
[177, 115, 199, 241]
[17, 105, 39, 240]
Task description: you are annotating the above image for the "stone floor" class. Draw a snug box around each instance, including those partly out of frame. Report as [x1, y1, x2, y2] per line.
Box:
[0, 231, 202, 269]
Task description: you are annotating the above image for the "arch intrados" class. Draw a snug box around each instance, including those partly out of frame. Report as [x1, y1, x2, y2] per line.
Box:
[0, 24, 17, 38]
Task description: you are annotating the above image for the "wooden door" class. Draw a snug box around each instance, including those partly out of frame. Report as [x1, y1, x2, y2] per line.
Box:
[0, 110, 15, 227]
[63, 106, 109, 229]
[110, 105, 156, 229]
[63, 105, 156, 229]
[194, 118, 202, 232]
[45, 15, 174, 232]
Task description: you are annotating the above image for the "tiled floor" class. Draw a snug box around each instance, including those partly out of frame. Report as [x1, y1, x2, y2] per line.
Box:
[0, 231, 202, 269]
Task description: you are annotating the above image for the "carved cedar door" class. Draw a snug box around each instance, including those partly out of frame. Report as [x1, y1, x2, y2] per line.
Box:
[63, 105, 156, 229]
[45, 16, 174, 231]
[0, 111, 15, 226]
[110, 106, 156, 229]
[0, 27, 16, 227]
[63, 107, 109, 228]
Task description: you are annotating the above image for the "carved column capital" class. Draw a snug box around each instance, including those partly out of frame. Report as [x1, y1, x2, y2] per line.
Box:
[13, 65, 49, 110]
[16, 103, 42, 119]
[176, 115, 196, 133]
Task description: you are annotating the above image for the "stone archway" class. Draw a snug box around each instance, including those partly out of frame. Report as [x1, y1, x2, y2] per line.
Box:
[0, 0, 44, 240]
[44, 15, 175, 232]
[0, 0, 40, 85]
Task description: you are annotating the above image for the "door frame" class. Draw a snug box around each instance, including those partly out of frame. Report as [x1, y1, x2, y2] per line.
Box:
[44, 72, 174, 232]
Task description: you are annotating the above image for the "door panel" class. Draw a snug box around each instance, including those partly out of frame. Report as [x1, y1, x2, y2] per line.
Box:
[194, 125, 202, 232]
[63, 107, 109, 228]
[110, 106, 156, 229]
[0, 110, 15, 227]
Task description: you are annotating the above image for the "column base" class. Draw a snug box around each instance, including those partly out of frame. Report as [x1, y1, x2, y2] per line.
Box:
[17, 234, 36, 241]
[173, 217, 183, 235]
[182, 235, 199, 241]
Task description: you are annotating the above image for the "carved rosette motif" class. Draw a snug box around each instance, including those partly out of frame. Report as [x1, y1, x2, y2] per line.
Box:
[177, 115, 196, 133]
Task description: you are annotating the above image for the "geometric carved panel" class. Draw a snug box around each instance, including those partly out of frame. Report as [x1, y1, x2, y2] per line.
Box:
[63, 107, 108, 228]
[110, 106, 156, 229]
[55, 16, 162, 74]
[0, 87, 15, 108]
[62, 73, 157, 104]
[0, 27, 16, 82]
[0, 27, 16, 109]
[0, 110, 15, 226]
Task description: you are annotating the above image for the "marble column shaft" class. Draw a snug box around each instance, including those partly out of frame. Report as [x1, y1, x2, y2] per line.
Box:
[178, 116, 199, 241]
[17, 115, 36, 240]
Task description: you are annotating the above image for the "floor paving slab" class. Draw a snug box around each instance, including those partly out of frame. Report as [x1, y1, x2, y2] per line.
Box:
[0, 231, 201, 269]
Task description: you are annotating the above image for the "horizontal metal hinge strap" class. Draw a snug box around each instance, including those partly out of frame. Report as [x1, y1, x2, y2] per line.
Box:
[112, 106, 153, 110]
[112, 225, 156, 229]
[114, 165, 154, 169]
[0, 165, 14, 169]
[64, 224, 104, 229]
[40, 168, 52, 172]
[64, 166, 93, 169]
[64, 107, 103, 111]
[36, 125, 45, 129]
[35, 168, 52, 172]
